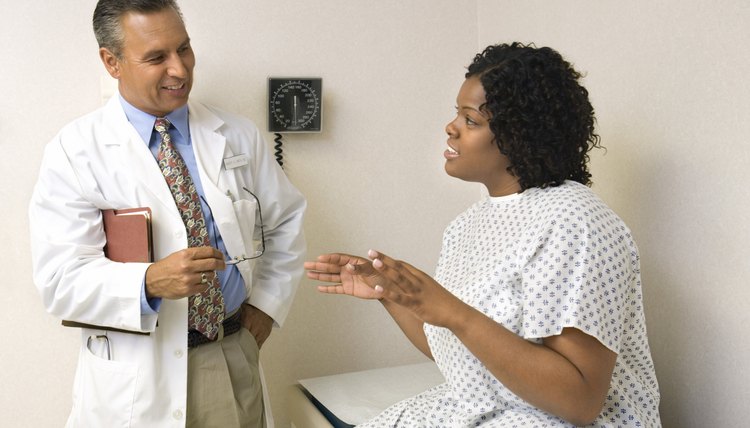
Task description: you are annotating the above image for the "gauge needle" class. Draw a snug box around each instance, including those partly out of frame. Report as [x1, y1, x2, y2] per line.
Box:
[293, 95, 298, 125]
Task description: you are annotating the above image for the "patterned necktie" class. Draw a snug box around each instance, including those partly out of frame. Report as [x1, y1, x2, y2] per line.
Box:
[155, 117, 225, 339]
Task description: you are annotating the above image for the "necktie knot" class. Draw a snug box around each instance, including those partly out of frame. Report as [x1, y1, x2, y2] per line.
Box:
[154, 117, 171, 134]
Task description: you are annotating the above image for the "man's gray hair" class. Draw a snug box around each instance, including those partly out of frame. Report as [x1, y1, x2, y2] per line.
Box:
[93, 0, 184, 58]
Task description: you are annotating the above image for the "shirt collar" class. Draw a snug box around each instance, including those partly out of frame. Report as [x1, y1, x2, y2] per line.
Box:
[119, 95, 190, 145]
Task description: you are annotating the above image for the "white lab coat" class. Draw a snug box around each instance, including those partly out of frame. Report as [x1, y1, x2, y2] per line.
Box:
[29, 95, 306, 427]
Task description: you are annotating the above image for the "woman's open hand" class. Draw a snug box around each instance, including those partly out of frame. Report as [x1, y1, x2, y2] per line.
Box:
[304, 253, 384, 300]
[306, 250, 468, 328]
[362, 249, 464, 328]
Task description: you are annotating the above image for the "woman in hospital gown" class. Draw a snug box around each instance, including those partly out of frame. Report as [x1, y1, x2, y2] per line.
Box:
[305, 42, 660, 427]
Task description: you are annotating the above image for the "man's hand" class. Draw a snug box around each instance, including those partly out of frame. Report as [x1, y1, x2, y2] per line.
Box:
[145, 247, 225, 299]
[241, 304, 273, 348]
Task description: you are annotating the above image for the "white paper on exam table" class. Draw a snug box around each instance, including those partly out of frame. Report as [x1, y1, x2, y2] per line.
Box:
[297, 361, 445, 425]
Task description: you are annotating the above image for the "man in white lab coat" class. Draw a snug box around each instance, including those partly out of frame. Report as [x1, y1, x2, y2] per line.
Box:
[28, 1, 306, 426]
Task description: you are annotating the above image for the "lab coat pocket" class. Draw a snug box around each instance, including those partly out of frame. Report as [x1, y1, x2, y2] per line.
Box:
[232, 198, 260, 256]
[77, 338, 138, 427]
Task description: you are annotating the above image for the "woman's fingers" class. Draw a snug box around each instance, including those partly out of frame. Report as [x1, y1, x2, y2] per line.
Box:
[367, 250, 419, 293]
[304, 253, 363, 283]
[304, 260, 340, 273]
[306, 251, 425, 299]
[306, 270, 341, 283]
[316, 285, 346, 294]
[303, 259, 338, 278]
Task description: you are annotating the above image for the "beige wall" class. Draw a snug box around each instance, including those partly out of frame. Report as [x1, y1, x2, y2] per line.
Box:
[1, 1, 748, 427]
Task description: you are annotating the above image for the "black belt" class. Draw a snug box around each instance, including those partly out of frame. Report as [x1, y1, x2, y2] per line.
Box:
[187, 310, 243, 349]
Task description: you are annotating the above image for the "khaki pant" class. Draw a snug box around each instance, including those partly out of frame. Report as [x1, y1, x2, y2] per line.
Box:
[186, 328, 265, 427]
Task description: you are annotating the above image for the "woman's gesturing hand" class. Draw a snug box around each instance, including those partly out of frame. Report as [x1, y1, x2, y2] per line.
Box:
[304, 253, 384, 300]
[358, 250, 466, 328]
[305, 250, 468, 328]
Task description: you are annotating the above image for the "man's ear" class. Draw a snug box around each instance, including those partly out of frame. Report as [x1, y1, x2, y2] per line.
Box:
[100, 47, 121, 79]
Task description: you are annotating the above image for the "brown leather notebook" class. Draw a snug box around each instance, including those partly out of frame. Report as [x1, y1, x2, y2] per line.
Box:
[61, 207, 153, 334]
[101, 207, 153, 263]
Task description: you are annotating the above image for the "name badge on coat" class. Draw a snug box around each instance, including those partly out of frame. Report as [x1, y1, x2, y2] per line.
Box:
[224, 154, 249, 170]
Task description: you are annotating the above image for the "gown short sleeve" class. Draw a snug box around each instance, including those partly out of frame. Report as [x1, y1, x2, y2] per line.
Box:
[516, 183, 640, 353]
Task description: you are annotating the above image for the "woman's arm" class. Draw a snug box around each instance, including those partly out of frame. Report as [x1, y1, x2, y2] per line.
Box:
[362, 250, 616, 426]
[450, 304, 615, 425]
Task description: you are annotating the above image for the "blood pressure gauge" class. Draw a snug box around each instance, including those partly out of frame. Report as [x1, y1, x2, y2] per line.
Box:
[268, 78, 322, 133]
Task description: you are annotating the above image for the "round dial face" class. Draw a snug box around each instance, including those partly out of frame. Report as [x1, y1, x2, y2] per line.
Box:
[269, 79, 322, 132]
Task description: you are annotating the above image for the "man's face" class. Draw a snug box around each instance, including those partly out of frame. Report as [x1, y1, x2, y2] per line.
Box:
[101, 8, 194, 117]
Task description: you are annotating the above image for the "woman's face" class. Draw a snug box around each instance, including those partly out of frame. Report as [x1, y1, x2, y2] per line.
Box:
[444, 77, 519, 196]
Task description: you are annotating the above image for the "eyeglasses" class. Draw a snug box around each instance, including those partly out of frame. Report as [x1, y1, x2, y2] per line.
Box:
[201, 186, 266, 264]
[226, 187, 266, 264]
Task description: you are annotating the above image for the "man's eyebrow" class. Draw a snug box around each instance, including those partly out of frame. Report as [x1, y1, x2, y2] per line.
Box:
[141, 38, 191, 59]
[139, 48, 166, 61]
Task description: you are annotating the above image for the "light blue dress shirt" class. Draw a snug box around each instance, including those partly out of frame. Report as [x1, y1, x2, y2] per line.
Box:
[119, 96, 246, 316]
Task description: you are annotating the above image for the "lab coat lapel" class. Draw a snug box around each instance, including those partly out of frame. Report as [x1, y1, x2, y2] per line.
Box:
[187, 102, 249, 259]
[188, 101, 227, 187]
[100, 96, 181, 220]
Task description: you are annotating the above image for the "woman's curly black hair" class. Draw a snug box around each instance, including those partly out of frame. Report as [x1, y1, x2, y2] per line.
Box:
[466, 42, 601, 189]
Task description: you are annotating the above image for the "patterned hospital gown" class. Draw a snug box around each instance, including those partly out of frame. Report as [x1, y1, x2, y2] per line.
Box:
[358, 181, 660, 427]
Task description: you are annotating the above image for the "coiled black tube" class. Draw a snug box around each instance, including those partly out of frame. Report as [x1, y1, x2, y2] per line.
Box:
[273, 133, 284, 169]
